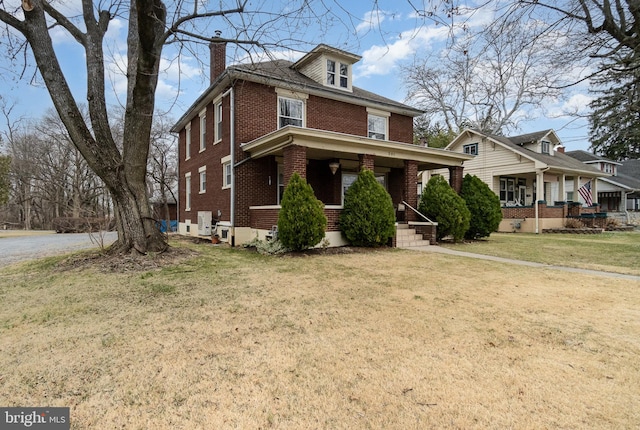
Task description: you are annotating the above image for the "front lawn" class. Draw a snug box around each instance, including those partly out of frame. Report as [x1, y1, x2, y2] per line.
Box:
[440, 231, 640, 275]
[0, 237, 638, 428]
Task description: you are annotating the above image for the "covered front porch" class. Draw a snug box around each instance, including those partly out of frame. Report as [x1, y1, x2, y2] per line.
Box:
[239, 126, 471, 246]
[495, 168, 607, 233]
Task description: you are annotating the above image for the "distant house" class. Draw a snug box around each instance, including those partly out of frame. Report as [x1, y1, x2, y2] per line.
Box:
[619, 159, 640, 212]
[440, 129, 609, 233]
[565, 151, 640, 219]
[171, 43, 471, 246]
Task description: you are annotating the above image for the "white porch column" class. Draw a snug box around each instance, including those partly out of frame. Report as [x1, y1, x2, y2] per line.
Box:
[535, 170, 545, 234]
[574, 176, 581, 202]
[591, 178, 598, 206]
[558, 174, 566, 202]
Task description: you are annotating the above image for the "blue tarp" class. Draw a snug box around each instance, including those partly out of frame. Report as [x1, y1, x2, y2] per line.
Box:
[157, 220, 178, 233]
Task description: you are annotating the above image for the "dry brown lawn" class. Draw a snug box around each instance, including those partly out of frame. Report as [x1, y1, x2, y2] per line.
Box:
[1, 240, 639, 429]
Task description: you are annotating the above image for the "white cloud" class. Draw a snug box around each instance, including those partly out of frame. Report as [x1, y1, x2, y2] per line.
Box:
[356, 10, 388, 33]
[355, 25, 449, 78]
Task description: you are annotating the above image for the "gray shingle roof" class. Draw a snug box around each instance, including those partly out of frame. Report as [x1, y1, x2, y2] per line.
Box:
[229, 60, 423, 115]
[619, 159, 640, 179]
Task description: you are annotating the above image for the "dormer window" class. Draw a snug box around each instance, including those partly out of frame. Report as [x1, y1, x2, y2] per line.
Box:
[541, 140, 550, 154]
[327, 59, 349, 89]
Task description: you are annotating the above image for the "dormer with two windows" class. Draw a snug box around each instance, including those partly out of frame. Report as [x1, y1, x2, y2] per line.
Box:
[292, 44, 361, 92]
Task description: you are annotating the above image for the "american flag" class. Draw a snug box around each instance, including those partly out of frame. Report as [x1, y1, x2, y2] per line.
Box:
[578, 180, 593, 206]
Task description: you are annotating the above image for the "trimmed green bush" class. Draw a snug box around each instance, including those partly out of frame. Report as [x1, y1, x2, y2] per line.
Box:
[277, 173, 327, 251]
[340, 168, 396, 247]
[460, 174, 503, 239]
[418, 175, 470, 242]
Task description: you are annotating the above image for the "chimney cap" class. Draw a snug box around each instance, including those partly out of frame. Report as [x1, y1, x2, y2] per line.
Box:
[214, 30, 222, 38]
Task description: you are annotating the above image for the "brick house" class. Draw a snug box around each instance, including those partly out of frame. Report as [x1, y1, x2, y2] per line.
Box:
[171, 43, 471, 246]
[438, 129, 610, 233]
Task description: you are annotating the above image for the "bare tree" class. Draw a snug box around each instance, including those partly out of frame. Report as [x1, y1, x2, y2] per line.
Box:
[404, 16, 573, 135]
[0, 0, 368, 254]
[148, 114, 177, 233]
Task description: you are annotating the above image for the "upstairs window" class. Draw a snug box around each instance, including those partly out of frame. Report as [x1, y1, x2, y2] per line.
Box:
[541, 140, 550, 154]
[368, 115, 387, 140]
[327, 59, 349, 89]
[278, 97, 304, 128]
[185, 124, 191, 160]
[215, 101, 223, 143]
[463, 143, 478, 155]
[199, 110, 207, 151]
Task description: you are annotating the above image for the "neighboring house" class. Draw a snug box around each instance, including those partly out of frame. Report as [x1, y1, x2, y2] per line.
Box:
[171, 42, 471, 246]
[441, 129, 609, 233]
[565, 151, 640, 222]
[619, 159, 640, 213]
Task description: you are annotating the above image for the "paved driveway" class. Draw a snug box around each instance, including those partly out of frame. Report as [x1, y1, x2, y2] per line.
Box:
[0, 231, 117, 267]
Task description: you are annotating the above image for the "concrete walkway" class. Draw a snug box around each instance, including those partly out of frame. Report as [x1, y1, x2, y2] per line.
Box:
[405, 245, 640, 282]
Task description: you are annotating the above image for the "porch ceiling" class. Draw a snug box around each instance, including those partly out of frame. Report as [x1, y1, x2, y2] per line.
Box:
[241, 126, 472, 170]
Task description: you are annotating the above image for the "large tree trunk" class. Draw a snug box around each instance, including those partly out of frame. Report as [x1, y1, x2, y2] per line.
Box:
[6, 0, 169, 254]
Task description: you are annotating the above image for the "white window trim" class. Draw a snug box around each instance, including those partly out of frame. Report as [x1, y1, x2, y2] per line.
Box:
[185, 123, 191, 160]
[198, 166, 206, 194]
[463, 143, 479, 155]
[185, 172, 192, 212]
[214, 100, 223, 144]
[199, 109, 207, 152]
[276, 92, 307, 129]
[541, 140, 550, 154]
[367, 108, 390, 141]
[325, 57, 353, 91]
[221, 155, 232, 190]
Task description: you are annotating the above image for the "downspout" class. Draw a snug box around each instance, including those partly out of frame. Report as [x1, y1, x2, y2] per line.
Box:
[622, 190, 630, 224]
[221, 86, 235, 244]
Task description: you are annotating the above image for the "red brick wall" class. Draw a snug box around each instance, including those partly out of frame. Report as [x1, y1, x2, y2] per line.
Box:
[389, 114, 413, 143]
[179, 77, 418, 230]
[404, 160, 418, 222]
[502, 206, 536, 219]
[307, 95, 368, 136]
[283, 145, 307, 184]
[359, 154, 375, 171]
[448, 166, 464, 194]
[250, 207, 341, 231]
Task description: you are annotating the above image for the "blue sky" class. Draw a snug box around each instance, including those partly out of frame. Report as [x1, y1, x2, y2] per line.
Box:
[0, 0, 592, 151]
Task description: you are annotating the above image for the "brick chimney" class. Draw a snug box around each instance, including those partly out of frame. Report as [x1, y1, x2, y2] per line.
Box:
[210, 30, 226, 84]
[555, 144, 565, 153]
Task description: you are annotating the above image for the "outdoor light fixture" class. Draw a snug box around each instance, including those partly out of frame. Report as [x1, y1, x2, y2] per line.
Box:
[329, 161, 340, 175]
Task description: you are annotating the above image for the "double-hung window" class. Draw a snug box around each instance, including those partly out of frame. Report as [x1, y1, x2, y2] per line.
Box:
[368, 114, 387, 140]
[278, 97, 304, 128]
[215, 101, 223, 143]
[327, 59, 349, 89]
[198, 166, 206, 193]
[221, 156, 232, 189]
[199, 110, 207, 151]
[185, 173, 192, 211]
[185, 124, 191, 160]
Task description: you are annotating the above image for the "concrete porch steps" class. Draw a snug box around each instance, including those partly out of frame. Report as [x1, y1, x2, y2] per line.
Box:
[395, 223, 431, 248]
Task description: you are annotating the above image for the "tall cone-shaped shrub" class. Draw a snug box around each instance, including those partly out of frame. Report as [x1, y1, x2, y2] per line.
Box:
[461, 174, 503, 239]
[277, 173, 327, 251]
[340, 168, 396, 246]
[418, 174, 470, 242]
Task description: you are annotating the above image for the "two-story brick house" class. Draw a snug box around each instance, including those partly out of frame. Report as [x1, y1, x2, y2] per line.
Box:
[171, 42, 471, 246]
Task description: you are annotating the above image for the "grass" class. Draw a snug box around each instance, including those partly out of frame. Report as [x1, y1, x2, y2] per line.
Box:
[0, 237, 639, 429]
[440, 231, 640, 275]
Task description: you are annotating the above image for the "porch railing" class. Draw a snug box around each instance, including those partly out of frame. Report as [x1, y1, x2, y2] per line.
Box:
[401, 201, 435, 223]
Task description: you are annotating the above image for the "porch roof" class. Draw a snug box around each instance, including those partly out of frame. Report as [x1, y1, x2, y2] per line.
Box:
[241, 126, 473, 170]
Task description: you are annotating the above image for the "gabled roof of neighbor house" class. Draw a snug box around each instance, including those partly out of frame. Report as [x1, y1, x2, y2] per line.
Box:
[619, 159, 640, 179]
[449, 129, 609, 177]
[172, 51, 423, 132]
[565, 150, 622, 166]
[564, 150, 640, 191]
